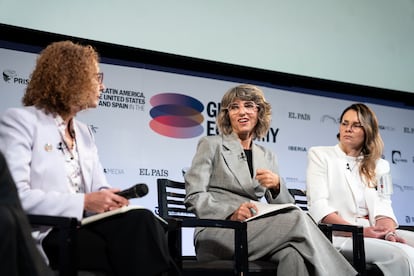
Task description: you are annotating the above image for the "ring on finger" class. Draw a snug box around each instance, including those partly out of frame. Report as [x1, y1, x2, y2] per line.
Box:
[385, 232, 396, 240]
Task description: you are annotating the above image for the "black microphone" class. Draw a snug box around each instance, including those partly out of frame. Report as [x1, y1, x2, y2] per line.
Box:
[116, 183, 149, 199]
[346, 163, 351, 171]
[57, 142, 64, 152]
[240, 152, 246, 161]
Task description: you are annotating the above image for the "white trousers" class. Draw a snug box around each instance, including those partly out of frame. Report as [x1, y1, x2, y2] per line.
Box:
[334, 229, 414, 276]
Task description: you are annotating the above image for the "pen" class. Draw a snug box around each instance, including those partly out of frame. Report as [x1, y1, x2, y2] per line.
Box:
[249, 208, 257, 216]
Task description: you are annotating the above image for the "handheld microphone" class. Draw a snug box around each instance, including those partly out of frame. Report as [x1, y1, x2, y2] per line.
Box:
[116, 183, 149, 199]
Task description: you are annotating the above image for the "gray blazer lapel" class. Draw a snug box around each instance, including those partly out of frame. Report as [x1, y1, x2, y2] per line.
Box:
[222, 134, 256, 195]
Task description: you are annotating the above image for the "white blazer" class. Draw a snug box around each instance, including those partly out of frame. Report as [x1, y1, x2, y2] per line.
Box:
[0, 106, 110, 221]
[306, 144, 397, 226]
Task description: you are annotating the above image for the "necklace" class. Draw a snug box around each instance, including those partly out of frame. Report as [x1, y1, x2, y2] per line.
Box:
[345, 156, 360, 172]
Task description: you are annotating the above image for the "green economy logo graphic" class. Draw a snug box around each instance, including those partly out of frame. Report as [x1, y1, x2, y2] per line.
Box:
[149, 93, 204, 138]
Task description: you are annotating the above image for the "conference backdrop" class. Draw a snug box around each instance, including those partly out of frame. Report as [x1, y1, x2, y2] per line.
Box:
[1, 44, 414, 252]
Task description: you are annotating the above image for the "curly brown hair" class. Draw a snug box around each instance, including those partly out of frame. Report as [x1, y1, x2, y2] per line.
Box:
[23, 40, 100, 118]
[216, 84, 272, 139]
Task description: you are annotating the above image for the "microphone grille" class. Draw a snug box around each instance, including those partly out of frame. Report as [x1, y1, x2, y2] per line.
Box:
[136, 183, 149, 196]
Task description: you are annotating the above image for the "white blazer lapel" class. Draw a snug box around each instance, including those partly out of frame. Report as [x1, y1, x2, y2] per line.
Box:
[333, 145, 360, 210]
[344, 169, 360, 207]
[72, 119, 93, 192]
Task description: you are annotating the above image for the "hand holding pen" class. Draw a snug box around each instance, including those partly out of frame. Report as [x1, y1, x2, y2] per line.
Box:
[229, 202, 258, 222]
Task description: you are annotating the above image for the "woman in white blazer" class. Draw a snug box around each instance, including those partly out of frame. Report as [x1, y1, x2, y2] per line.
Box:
[307, 103, 414, 276]
[185, 84, 356, 276]
[0, 41, 172, 276]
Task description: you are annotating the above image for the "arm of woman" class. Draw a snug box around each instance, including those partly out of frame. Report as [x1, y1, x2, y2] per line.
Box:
[184, 137, 238, 219]
[375, 216, 397, 231]
[322, 212, 389, 238]
[375, 217, 406, 243]
[258, 148, 294, 204]
[306, 147, 339, 223]
[0, 108, 86, 219]
[84, 188, 129, 213]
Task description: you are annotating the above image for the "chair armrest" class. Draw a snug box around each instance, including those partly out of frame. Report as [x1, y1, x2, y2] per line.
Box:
[27, 215, 79, 276]
[319, 223, 366, 275]
[181, 218, 246, 229]
[398, 225, 414, 231]
[27, 214, 79, 228]
[317, 223, 333, 241]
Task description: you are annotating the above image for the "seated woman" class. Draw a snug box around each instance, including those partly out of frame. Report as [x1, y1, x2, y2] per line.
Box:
[184, 84, 357, 276]
[306, 102, 414, 276]
[0, 41, 173, 276]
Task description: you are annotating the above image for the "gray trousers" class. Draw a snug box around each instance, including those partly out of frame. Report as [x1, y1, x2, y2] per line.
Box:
[195, 208, 357, 276]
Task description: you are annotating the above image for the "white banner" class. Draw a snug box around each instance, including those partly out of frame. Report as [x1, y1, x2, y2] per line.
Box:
[1, 45, 414, 253]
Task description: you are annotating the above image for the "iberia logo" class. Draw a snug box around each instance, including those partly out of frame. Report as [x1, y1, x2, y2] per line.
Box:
[149, 93, 204, 138]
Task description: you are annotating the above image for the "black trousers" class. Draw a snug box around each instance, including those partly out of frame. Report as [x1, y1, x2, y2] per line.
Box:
[43, 209, 173, 276]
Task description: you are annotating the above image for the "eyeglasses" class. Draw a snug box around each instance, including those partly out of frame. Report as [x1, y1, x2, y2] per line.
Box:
[340, 121, 363, 130]
[97, 72, 104, 84]
[226, 101, 259, 114]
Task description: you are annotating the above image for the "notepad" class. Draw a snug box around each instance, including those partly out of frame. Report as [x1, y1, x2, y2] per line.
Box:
[244, 201, 299, 222]
[81, 205, 167, 225]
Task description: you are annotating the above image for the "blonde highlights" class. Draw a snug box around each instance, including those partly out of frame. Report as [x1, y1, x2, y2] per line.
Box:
[339, 103, 384, 186]
[216, 84, 271, 139]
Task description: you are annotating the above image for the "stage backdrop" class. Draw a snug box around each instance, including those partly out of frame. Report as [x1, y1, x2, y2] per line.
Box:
[1, 44, 414, 254]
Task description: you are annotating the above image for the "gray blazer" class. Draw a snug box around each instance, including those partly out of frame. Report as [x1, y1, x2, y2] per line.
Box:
[184, 134, 359, 275]
[184, 133, 294, 223]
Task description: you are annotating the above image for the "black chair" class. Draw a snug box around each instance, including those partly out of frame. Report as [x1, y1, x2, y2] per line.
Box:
[287, 188, 308, 211]
[0, 150, 79, 276]
[28, 215, 79, 276]
[288, 188, 385, 276]
[156, 178, 277, 276]
[0, 151, 55, 276]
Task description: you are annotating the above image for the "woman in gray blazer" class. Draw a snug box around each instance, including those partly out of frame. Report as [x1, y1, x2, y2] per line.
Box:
[184, 84, 356, 276]
[0, 41, 172, 276]
[307, 103, 414, 275]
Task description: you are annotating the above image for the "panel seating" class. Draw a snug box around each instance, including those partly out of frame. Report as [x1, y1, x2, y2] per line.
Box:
[157, 178, 276, 276]
[288, 188, 386, 276]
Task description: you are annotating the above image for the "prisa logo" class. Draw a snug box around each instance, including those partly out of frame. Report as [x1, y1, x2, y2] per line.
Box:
[2, 69, 29, 84]
[3, 69, 16, 82]
[149, 93, 204, 139]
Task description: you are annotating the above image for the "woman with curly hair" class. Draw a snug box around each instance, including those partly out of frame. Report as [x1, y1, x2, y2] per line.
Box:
[307, 103, 414, 275]
[0, 41, 173, 276]
[184, 84, 356, 276]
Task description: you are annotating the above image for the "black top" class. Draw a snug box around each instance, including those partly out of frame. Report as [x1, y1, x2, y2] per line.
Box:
[244, 149, 253, 178]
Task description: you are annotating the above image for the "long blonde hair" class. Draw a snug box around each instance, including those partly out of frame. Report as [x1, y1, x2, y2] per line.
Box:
[339, 103, 383, 186]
